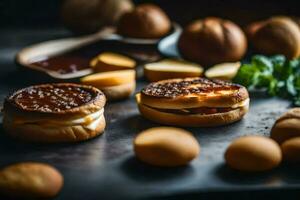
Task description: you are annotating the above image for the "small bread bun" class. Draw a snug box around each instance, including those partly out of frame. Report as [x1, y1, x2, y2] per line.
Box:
[252, 16, 300, 59]
[117, 4, 171, 38]
[0, 162, 63, 198]
[225, 136, 282, 172]
[205, 62, 241, 80]
[134, 127, 200, 166]
[178, 17, 247, 66]
[61, 0, 133, 34]
[136, 77, 249, 127]
[281, 137, 300, 162]
[90, 52, 136, 73]
[144, 59, 203, 82]
[81, 70, 136, 100]
[271, 108, 300, 144]
[3, 83, 106, 143]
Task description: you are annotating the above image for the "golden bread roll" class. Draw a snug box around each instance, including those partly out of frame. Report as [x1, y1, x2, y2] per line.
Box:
[134, 127, 200, 167]
[0, 162, 63, 198]
[281, 137, 300, 162]
[252, 16, 300, 59]
[178, 17, 247, 66]
[61, 0, 134, 34]
[271, 108, 300, 144]
[117, 4, 171, 38]
[225, 136, 282, 171]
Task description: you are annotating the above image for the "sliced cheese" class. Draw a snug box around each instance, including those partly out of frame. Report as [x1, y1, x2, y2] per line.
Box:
[90, 52, 136, 72]
[97, 52, 135, 67]
[11, 109, 104, 128]
[144, 59, 203, 82]
[81, 70, 135, 87]
[84, 114, 104, 130]
[71, 109, 104, 125]
[230, 98, 250, 108]
[205, 62, 241, 80]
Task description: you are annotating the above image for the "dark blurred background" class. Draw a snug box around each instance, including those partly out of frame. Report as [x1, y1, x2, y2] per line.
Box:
[1, 0, 300, 29]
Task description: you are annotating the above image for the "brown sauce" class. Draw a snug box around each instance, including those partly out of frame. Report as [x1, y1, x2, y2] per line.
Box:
[29, 41, 104, 75]
[31, 56, 90, 74]
[29, 40, 161, 75]
[8, 84, 97, 113]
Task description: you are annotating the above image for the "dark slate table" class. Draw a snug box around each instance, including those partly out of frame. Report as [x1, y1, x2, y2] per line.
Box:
[1, 29, 300, 200]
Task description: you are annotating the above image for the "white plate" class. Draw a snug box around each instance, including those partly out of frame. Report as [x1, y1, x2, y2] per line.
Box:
[16, 23, 181, 79]
[158, 26, 182, 58]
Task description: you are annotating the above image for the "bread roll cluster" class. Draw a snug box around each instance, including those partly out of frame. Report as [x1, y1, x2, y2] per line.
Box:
[179, 16, 300, 66]
[224, 108, 300, 172]
[246, 16, 300, 59]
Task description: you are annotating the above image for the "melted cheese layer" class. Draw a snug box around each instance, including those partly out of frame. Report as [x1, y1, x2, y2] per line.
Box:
[10, 109, 104, 131]
[229, 98, 250, 109]
[146, 98, 250, 115]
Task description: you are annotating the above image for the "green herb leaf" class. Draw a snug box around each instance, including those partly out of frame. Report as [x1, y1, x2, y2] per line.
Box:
[252, 55, 273, 73]
[286, 75, 297, 96]
[234, 55, 300, 106]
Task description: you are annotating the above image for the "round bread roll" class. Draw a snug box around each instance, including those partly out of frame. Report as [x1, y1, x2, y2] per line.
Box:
[281, 137, 300, 162]
[117, 4, 171, 38]
[0, 162, 63, 198]
[252, 16, 300, 59]
[134, 127, 200, 167]
[178, 17, 247, 66]
[61, 0, 134, 34]
[271, 108, 300, 144]
[225, 136, 282, 172]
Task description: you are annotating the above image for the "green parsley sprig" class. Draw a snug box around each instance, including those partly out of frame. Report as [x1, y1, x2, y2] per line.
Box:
[233, 55, 300, 106]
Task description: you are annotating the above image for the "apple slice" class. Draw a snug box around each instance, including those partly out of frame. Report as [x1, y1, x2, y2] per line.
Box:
[90, 52, 136, 72]
[205, 62, 241, 80]
[81, 69, 135, 87]
[144, 59, 203, 82]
